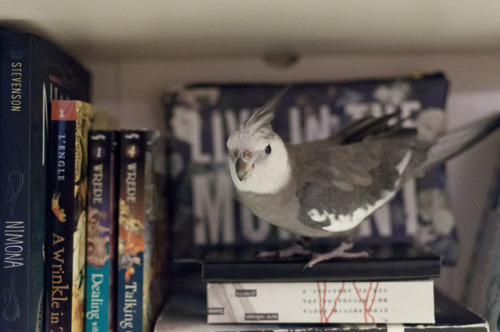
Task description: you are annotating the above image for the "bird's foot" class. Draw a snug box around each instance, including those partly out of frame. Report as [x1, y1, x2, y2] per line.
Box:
[303, 242, 369, 269]
[258, 243, 312, 259]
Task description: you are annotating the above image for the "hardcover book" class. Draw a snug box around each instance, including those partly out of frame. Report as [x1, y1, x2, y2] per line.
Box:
[116, 130, 168, 332]
[201, 244, 441, 282]
[44, 100, 94, 332]
[0, 31, 90, 332]
[206, 280, 435, 324]
[162, 73, 455, 266]
[85, 131, 119, 332]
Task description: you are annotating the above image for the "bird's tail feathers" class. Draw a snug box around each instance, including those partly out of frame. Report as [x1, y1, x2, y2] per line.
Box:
[332, 112, 414, 144]
[416, 113, 500, 174]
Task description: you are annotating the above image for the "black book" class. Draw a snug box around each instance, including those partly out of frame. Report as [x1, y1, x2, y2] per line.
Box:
[201, 244, 441, 282]
[0, 31, 90, 332]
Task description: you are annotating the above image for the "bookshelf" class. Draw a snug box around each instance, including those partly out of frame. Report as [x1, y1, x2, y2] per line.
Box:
[2, 0, 500, 311]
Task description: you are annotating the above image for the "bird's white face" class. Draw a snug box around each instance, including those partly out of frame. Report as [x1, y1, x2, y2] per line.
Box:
[227, 130, 291, 195]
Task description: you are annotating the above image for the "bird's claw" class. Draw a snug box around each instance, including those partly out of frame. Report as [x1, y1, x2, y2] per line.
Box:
[303, 242, 369, 269]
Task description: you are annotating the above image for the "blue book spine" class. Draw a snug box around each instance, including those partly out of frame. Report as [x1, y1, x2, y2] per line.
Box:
[85, 131, 119, 332]
[116, 130, 147, 332]
[0, 30, 40, 332]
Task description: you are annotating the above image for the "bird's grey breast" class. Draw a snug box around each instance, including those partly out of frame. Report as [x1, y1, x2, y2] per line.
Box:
[236, 182, 334, 238]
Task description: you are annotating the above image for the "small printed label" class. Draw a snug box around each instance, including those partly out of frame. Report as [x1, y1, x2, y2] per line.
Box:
[235, 289, 256, 297]
[207, 308, 225, 315]
[245, 313, 279, 321]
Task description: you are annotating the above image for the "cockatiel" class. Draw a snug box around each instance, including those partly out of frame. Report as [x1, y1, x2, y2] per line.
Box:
[226, 89, 500, 268]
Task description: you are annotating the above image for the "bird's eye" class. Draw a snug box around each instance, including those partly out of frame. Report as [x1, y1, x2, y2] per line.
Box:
[265, 145, 271, 154]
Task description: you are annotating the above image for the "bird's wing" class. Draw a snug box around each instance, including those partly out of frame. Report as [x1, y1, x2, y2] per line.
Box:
[290, 138, 413, 233]
[328, 113, 416, 145]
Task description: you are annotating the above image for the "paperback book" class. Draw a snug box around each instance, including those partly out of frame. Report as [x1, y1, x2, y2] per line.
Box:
[116, 130, 168, 332]
[0, 31, 90, 332]
[206, 280, 435, 324]
[85, 131, 119, 332]
[44, 100, 95, 332]
[162, 73, 456, 266]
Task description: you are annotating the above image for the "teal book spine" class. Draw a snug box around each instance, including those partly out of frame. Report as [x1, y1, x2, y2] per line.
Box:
[85, 131, 119, 332]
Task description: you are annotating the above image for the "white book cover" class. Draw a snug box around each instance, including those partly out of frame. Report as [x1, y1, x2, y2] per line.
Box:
[207, 280, 434, 324]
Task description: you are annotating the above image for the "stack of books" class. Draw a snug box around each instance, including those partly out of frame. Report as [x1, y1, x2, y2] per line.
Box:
[155, 246, 489, 331]
[202, 244, 440, 325]
[48, 125, 168, 332]
[43, 101, 169, 332]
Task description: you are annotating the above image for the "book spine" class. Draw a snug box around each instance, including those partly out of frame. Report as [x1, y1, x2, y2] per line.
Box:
[116, 130, 147, 332]
[45, 100, 93, 332]
[0, 31, 40, 332]
[85, 131, 119, 332]
[142, 130, 161, 331]
[206, 280, 435, 324]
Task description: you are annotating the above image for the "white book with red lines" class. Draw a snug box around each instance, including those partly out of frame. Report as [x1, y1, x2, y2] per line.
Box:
[206, 280, 434, 324]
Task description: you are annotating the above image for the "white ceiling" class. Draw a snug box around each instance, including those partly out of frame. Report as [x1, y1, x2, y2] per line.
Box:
[1, 0, 500, 61]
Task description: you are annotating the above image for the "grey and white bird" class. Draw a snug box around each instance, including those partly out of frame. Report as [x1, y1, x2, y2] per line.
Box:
[226, 89, 500, 268]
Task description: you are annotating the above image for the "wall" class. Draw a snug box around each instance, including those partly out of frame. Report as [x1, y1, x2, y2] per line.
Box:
[86, 53, 500, 302]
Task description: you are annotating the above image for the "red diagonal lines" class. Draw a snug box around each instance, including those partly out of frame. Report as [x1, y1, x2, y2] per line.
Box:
[354, 281, 379, 323]
[315, 282, 380, 323]
[317, 282, 325, 322]
[316, 282, 345, 323]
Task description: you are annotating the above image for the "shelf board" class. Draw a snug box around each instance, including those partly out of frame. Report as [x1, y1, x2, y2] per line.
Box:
[2, 0, 500, 61]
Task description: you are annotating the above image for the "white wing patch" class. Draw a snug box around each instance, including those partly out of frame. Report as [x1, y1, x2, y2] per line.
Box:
[396, 151, 412, 176]
[308, 189, 395, 233]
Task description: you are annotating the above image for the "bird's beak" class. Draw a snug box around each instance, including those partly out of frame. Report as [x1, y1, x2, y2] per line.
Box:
[236, 158, 253, 181]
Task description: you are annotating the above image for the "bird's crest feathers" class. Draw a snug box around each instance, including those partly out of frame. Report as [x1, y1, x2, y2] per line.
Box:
[239, 87, 289, 140]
